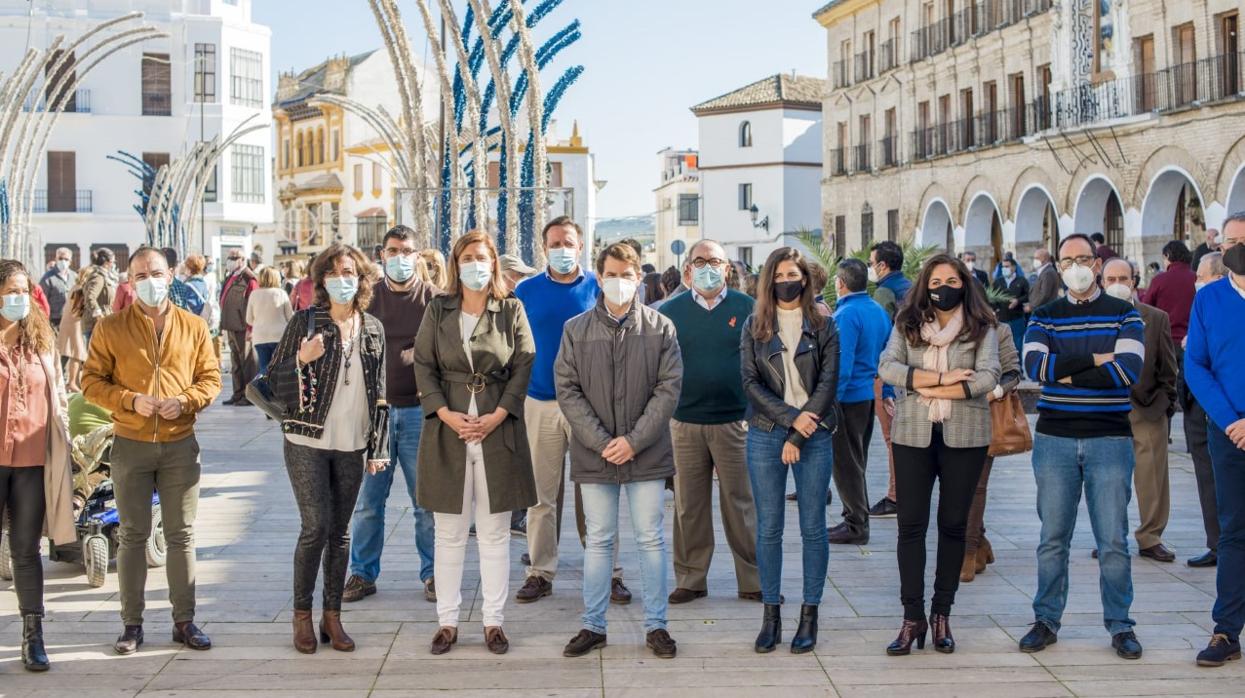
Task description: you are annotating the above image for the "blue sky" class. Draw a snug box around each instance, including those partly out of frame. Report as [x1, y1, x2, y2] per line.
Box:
[254, 0, 828, 219]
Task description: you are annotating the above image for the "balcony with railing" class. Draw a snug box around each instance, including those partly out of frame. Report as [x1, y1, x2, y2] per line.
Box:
[142, 90, 172, 116]
[831, 147, 847, 176]
[909, 0, 1053, 63]
[854, 50, 875, 83]
[878, 136, 899, 169]
[852, 143, 872, 173]
[878, 39, 898, 74]
[34, 189, 93, 213]
[23, 88, 91, 113]
[833, 60, 851, 89]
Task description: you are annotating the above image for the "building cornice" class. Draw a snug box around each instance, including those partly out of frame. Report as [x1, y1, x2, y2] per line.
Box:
[698, 161, 821, 171]
[814, 0, 878, 27]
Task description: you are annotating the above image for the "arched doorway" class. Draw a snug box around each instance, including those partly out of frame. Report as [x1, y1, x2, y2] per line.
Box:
[1227, 164, 1245, 218]
[1014, 185, 1060, 256]
[964, 193, 1003, 267]
[1141, 168, 1205, 242]
[919, 199, 954, 253]
[1073, 175, 1124, 250]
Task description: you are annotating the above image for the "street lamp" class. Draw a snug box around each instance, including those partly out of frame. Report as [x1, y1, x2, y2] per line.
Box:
[749, 204, 769, 231]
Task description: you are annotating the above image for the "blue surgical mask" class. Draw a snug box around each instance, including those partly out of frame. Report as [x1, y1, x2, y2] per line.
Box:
[692, 264, 724, 294]
[547, 247, 578, 275]
[136, 277, 169, 307]
[459, 261, 491, 291]
[1, 294, 30, 322]
[385, 255, 415, 283]
[325, 276, 359, 304]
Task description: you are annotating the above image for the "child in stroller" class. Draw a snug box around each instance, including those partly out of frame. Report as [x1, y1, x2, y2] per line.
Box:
[0, 394, 165, 588]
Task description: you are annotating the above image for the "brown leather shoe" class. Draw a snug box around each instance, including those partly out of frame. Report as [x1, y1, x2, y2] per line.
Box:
[646, 629, 677, 658]
[960, 551, 977, 583]
[342, 575, 376, 603]
[292, 610, 317, 654]
[172, 621, 211, 650]
[319, 610, 355, 652]
[430, 626, 458, 655]
[485, 626, 509, 655]
[515, 575, 552, 603]
[668, 588, 707, 604]
[1140, 543, 1176, 562]
[610, 578, 632, 605]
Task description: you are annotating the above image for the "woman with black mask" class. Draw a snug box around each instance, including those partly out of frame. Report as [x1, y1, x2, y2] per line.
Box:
[878, 254, 999, 656]
[741, 247, 839, 654]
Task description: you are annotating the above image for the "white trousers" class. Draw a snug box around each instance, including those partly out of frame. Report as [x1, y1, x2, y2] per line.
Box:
[433, 445, 511, 628]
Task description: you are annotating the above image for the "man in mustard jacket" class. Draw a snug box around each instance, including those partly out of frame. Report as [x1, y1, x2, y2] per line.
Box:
[82, 247, 221, 656]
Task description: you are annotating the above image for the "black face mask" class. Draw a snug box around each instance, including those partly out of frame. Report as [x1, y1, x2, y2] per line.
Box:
[1225, 244, 1245, 276]
[929, 284, 965, 311]
[774, 280, 805, 303]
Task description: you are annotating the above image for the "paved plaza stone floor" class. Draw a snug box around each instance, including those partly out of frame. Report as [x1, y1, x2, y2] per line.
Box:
[2, 381, 1243, 696]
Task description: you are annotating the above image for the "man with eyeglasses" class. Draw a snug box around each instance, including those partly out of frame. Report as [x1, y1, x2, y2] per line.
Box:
[659, 240, 760, 604]
[343, 226, 443, 605]
[1186, 213, 1245, 667]
[219, 250, 257, 406]
[1020, 233, 1145, 660]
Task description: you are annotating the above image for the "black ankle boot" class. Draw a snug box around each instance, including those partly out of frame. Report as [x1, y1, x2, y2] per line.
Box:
[754, 603, 782, 653]
[22, 614, 49, 672]
[790, 604, 818, 654]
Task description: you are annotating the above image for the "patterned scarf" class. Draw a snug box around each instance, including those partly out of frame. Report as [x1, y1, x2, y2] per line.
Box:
[918, 309, 964, 423]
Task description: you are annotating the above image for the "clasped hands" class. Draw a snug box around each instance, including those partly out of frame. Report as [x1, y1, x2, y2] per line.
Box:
[132, 394, 184, 420]
[438, 406, 507, 444]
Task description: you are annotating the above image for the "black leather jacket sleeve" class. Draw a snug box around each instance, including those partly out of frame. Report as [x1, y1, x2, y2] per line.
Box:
[790, 317, 841, 447]
[740, 316, 801, 428]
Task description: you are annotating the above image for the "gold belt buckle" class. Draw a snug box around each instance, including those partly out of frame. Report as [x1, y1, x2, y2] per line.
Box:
[467, 372, 487, 395]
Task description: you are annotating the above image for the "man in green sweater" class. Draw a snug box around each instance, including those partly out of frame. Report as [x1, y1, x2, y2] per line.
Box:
[660, 239, 761, 603]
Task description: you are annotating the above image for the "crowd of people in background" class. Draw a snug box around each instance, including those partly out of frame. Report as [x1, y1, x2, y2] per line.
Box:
[2, 215, 1244, 673]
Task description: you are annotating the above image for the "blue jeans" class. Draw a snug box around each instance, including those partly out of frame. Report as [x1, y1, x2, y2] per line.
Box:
[1005, 317, 1026, 355]
[1031, 433, 1135, 636]
[348, 406, 434, 583]
[1208, 422, 1245, 641]
[580, 479, 667, 634]
[747, 427, 833, 606]
[254, 342, 277, 377]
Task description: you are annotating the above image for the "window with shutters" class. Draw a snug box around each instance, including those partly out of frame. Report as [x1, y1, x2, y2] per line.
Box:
[141, 152, 170, 201]
[194, 43, 216, 103]
[372, 162, 383, 195]
[834, 215, 847, 258]
[45, 151, 76, 213]
[353, 164, 363, 197]
[203, 164, 218, 203]
[887, 209, 899, 241]
[678, 194, 699, 225]
[739, 183, 753, 210]
[141, 53, 171, 116]
[861, 204, 874, 248]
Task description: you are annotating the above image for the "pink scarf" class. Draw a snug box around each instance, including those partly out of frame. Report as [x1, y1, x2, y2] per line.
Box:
[918, 309, 964, 423]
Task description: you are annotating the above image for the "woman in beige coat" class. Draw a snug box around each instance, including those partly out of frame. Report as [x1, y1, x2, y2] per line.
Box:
[0, 259, 75, 672]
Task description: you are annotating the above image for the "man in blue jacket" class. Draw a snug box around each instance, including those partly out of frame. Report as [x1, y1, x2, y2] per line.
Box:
[867, 241, 910, 518]
[1186, 214, 1245, 667]
[828, 258, 892, 545]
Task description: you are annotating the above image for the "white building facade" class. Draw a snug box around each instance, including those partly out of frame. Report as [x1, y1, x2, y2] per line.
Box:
[0, 0, 272, 268]
[652, 147, 699, 271]
[691, 73, 825, 270]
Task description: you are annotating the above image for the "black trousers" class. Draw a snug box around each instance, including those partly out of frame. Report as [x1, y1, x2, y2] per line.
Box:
[893, 428, 988, 621]
[1185, 398, 1219, 551]
[0, 466, 46, 616]
[284, 441, 365, 611]
[831, 400, 876, 535]
[226, 330, 256, 402]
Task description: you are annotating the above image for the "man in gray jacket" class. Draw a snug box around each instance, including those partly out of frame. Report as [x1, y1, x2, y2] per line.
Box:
[555, 242, 683, 660]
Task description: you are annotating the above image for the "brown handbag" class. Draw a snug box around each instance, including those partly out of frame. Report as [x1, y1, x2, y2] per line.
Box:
[988, 392, 1033, 457]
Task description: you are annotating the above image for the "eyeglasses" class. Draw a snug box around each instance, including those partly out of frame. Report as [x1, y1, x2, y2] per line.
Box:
[690, 257, 726, 269]
[1057, 255, 1095, 270]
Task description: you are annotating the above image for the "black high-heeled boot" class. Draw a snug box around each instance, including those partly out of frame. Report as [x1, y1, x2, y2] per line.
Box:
[22, 614, 50, 672]
[754, 603, 782, 653]
[790, 604, 819, 654]
[931, 613, 955, 653]
[886, 619, 928, 656]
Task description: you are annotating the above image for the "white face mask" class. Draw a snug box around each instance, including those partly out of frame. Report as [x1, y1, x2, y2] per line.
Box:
[55, 259, 70, 273]
[1104, 283, 1133, 301]
[602, 277, 638, 307]
[1033, 258, 1043, 272]
[964, 260, 976, 272]
[1195, 280, 1208, 292]
[867, 265, 880, 283]
[1062, 264, 1096, 295]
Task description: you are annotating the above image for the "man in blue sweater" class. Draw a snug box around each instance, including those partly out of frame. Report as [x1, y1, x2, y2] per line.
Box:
[827, 258, 892, 545]
[867, 241, 910, 518]
[1186, 216, 1245, 667]
[1019, 234, 1146, 660]
[659, 239, 760, 603]
[514, 217, 628, 605]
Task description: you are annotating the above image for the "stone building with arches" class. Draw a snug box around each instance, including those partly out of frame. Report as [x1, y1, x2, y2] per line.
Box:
[816, 0, 1245, 269]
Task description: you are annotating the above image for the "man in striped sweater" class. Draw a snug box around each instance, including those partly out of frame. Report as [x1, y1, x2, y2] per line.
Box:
[1018, 234, 1146, 660]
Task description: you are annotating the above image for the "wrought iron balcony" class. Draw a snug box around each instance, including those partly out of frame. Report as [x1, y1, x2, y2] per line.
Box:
[34, 189, 92, 213]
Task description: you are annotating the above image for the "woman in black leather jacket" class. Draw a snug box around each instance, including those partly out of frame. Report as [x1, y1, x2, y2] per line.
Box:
[740, 246, 840, 655]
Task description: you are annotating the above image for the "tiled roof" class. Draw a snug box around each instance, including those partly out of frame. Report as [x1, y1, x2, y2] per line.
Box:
[691, 73, 826, 115]
[296, 173, 344, 193]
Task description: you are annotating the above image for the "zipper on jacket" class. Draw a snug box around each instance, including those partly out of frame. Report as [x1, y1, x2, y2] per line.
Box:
[144, 310, 164, 443]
